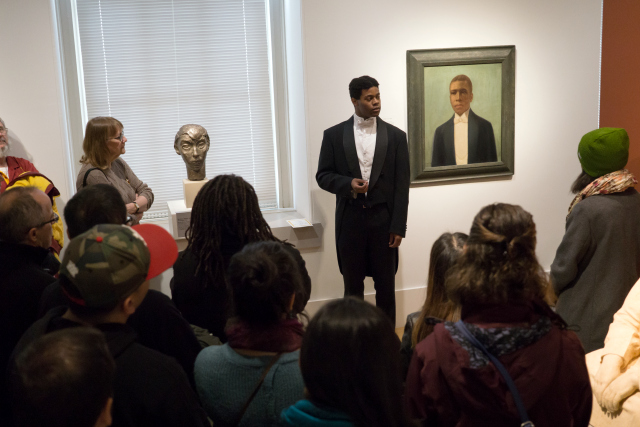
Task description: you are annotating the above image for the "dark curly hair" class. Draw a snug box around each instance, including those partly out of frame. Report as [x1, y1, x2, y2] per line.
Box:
[446, 203, 548, 306]
[349, 76, 379, 100]
[185, 174, 282, 289]
[228, 241, 302, 325]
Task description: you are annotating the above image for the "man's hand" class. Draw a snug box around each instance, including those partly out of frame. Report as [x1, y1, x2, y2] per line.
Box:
[351, 178, 368, 194]
[594, 354, 624, 406]
[601, 366, 639, 413]
[389, 233, 403, 248]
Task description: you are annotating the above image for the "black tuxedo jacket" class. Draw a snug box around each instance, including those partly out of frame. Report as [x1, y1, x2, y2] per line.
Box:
[431, 109, 497, 167]
[316, 116, 410, 260]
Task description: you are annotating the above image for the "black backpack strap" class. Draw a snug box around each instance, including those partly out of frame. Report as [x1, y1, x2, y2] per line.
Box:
[455, 321, 534, 427]
[82, 167, 106, 188]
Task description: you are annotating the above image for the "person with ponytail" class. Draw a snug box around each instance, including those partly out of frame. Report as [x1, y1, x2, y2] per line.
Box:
[405, 203, 592, 427]
[551, 128, 640, 353]
[170, 174, 311, 341]
[194, 241, 306, 427]
[399, 232, 466, 378]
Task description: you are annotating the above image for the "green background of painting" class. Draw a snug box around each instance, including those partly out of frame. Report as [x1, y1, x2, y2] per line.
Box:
[423, 63, 502, 166]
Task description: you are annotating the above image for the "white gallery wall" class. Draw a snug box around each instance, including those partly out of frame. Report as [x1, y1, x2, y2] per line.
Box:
[1, 0, 603, 325]
[299, 0, 603, 319]
[0, 0, 72, 202]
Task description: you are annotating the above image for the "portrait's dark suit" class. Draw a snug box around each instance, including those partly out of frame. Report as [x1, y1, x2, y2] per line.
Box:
[316, 116, 410, 321]
[431, 109, 497, 167]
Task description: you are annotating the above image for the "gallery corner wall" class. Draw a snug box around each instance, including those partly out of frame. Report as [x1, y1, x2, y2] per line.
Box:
[600, 0, 640, 177]
[299, 0, 603, 319]
[0, 0, 72, 203]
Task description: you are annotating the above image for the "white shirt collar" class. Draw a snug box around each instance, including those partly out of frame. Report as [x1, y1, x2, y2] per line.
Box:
[354, 113, 376, 127]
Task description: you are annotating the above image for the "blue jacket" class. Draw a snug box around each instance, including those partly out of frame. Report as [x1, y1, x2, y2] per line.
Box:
[281, 400, 354, 427]
[195, 344, 304, 427]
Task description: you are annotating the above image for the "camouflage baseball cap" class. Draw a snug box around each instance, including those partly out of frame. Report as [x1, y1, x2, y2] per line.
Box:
[60, 223, 177, 308]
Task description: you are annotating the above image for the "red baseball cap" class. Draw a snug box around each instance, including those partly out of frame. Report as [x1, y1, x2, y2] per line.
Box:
[132, 223, 178, 280]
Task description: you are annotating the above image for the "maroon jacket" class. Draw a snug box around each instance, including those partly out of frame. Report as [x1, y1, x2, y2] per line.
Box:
[405, 301, 592, 427]
[0, 156, 39, 192]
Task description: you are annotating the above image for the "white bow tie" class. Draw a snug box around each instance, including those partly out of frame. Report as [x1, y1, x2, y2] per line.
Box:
[356, 118, 375, 128]
[454, 115, 468, 124]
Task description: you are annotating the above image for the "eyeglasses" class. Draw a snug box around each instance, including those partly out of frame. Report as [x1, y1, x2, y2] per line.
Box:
[125, 215, 134, 226]
[0, 127, 8, 134]
[35, 212, 59, 229]
[113, 131, 125, 142]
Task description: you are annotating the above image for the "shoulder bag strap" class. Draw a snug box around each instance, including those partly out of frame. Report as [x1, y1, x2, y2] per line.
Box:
[454, 320, 534, 427]
[82, 167, 106, 188]
[231, 352, 283, 427]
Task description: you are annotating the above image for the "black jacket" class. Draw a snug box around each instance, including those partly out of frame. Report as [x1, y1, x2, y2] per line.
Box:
[38, 284, 202, 387]
[171, 240, 311, 341]
[400, 311, 420, 380]
[431, 109, 497, 167]
[316, 116, 410, 272]
[0, 242, 56, 425]
[10, 307, 209, 427]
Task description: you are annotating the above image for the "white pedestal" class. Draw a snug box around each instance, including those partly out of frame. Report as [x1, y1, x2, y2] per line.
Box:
[167, 200, 191, 239]
[183, 178, 209, 209]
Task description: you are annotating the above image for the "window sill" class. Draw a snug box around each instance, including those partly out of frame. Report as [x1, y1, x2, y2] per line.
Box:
[156, 204, 323, 249]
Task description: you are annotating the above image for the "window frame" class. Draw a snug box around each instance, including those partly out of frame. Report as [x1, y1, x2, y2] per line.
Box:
[54, 0, 294, 218]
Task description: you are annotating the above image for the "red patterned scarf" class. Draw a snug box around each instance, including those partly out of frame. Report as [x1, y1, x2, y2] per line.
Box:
[226, 318, 304, 353]
[567, 169, 637, 219]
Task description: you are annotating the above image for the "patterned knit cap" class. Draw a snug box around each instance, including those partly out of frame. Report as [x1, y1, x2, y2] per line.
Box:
[60, 223, 177, 308]
[578, 127, 629, 178]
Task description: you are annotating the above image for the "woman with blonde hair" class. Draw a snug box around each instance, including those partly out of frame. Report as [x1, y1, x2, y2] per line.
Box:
[76, 117, 153, 224]
[400, 232, 466, 378]
[405, 203, 592, 427]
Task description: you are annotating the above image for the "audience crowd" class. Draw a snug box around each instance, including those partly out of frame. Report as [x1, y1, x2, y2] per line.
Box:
[2, 116, 640, 427]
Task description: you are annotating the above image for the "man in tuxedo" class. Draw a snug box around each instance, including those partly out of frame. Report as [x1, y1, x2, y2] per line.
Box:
[431, 74, 497, 167]
[316, 76, 410, 322]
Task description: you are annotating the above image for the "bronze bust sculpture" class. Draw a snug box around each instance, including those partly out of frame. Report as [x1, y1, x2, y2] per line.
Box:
[174, 124, 210, 181]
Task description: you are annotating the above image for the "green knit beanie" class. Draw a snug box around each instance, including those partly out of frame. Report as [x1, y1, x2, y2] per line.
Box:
[577, 127, 629, 178]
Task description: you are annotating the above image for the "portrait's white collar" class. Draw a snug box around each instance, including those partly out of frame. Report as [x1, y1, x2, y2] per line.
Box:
[454, 110, 469, 123]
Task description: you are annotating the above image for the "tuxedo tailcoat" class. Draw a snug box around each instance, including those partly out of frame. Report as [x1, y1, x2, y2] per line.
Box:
[431, 109, 497, 167]
[316, 116, 410, 320]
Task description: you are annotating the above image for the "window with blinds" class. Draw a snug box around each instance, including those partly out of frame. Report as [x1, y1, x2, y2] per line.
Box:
[73, 0, 279, 219]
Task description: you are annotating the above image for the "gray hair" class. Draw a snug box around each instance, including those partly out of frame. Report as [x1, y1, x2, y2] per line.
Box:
[0, 187, 47, 244]
[0, 116, 8, 157]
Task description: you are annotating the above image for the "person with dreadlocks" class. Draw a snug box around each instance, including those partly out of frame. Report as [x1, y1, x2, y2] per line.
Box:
[170, 174, 311, 342]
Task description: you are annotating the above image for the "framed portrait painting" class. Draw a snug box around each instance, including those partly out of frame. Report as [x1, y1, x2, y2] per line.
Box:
[406, 45, 515, 183]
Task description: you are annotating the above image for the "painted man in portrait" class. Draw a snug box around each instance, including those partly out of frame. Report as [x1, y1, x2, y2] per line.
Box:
[431, 75, 497, 167]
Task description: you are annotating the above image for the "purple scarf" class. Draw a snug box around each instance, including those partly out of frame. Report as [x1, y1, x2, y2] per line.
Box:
[226, 318, 304, 353]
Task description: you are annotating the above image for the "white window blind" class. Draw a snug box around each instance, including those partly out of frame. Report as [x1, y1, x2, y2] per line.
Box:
[74, 0, 278, 219]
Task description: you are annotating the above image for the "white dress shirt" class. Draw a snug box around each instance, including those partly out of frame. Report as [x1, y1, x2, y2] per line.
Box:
[453, 110, 469, 165]
[353, 113, 377, 182]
